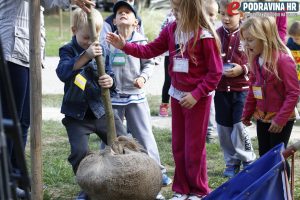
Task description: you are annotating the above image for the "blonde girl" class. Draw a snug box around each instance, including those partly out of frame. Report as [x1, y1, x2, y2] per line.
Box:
[241, 16, 299, 158]
[107, 0, 223, 199]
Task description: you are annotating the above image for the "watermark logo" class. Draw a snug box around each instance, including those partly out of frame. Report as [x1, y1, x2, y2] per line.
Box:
[227, 1, 300, 16]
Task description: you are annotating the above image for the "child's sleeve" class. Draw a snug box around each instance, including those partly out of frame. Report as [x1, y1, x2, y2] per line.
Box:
[123, 25, 170, 59]
[56, 45, 81, 82]
[139, 41, 155, 82]
[191, 37, 223, 100]
[273, 55, 300, 126]
[104, 54, 116, 90]
[242, 72, 257, 120]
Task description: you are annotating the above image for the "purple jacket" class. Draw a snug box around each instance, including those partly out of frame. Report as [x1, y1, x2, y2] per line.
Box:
[122, 22, 223, 101]
[216, 26, 250, 92]
[242, 52, 300, 126]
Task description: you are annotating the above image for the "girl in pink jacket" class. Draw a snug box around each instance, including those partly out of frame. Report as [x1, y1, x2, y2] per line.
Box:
[107, 0, 223, 199]
[241, 16, 300, 158]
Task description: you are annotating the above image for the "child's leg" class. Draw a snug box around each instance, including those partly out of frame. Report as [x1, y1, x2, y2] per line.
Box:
[216, 124, 239, 165]
[231, 91, 256, 163]
[257, 120, 293, 156]
[125, 101, 165, 171]
[62, 117, 95, 174]
[171, 98, 189, 194]
[172, 96, 211, 196]
[215, 92, 240, 166]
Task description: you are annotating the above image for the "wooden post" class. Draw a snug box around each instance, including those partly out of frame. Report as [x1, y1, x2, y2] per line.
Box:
[59, 8, 63, 38]
[29, 0, 43, 199]
[86, 7, 117, 146]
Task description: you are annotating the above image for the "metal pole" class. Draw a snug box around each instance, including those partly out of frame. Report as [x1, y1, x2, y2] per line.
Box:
[29, 0, 43, 199]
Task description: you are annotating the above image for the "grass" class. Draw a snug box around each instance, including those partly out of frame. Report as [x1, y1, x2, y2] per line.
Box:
[38, 94, 300, 199]
[44, 9, 167, 56]
[41, 9, 300, 199]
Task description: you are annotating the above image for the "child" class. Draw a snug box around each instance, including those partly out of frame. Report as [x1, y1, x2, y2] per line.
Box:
[215, 0, 256, 178]
[241, 16, 300, 157]
[56, 8, 127, 200]
[287, 21, 300, 81]
[100, 0, 144, 49]
[158, 11, 176, 117]
[204, 0, 219, 143]
[107, 0, 223, 199]
[106, 2, 171, 199]
[205, 0, 219, 26]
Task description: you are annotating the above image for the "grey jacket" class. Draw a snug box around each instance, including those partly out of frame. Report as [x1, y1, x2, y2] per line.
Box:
[107, 31, 154, 95]
[0, 0, 70, 67]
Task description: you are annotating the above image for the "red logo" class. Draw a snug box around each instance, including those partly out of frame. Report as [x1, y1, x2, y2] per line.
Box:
[227, 1, 241, 15]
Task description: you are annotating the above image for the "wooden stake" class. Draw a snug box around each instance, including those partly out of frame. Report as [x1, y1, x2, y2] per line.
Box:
[86, 7, 117, 146]
[29, 0, 43, 199]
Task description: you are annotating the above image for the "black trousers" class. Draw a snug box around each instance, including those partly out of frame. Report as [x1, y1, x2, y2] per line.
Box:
[257, 120, 294, 178]
[256, 120, 294, 156]
[62, 114, 127, 174]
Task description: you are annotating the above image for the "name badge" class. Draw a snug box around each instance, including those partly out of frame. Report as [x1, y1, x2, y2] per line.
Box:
[252, 86, 263, 99]
[168, 85, 185, 101]
[173, 57, 189, 73]
[74, 74, 87, 91]
[112, 53, 126, 66]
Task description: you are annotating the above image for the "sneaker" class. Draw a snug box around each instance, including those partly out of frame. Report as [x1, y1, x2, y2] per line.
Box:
[242, 161, 253, 169]
[162, 173, 172, 186]
[76, 191, 89, 200]
[187, 194, 206, 200]
[156, 191, 166, 200]
[159, 103, 169, 117]
[169, 193, 188, 200]
[223, 165, 240, 178]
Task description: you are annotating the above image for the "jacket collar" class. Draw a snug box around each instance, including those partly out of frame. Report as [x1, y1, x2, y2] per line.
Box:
[71, 35, 85, 53]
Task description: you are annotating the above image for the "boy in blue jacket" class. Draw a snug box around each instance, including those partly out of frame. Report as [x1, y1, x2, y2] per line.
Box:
[56, 8, 127, 200]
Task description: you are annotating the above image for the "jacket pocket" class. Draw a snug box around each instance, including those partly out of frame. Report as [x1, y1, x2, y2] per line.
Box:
[12, 26, 29, 63]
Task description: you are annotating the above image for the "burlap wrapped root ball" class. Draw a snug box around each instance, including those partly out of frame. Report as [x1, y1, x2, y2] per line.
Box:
[76, 136, 163, 200]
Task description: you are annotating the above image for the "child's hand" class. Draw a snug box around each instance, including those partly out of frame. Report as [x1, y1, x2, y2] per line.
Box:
[86, 41, 102, 59]
[179, 92, 197, 109]
[98, 74, 113, 88]
[73, 0, 95, 13]
[106, 32, 126, 50]
[242, 117, 252, 126]
[223, 63, 243, 78]
[268, 120, 283, 133]
[133, 77, 145, 89]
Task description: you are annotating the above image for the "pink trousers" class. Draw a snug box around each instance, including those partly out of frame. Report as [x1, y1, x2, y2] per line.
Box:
[171, 95, 211, 196]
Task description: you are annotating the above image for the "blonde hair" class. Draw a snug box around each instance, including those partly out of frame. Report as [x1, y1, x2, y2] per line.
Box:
[72, 8, 103, 33]
[240, 16, 289, 79]
[170, 0, 221, 63]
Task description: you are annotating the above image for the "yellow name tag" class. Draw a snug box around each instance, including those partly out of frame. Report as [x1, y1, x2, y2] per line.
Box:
[291, 51, 300, 81]
[252, 86, 263, 99]
[74, 74, 87, 91]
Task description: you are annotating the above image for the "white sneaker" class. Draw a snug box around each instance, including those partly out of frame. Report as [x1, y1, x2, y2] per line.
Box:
[187, 194, 206, 200]
[169, 193, 188, 200]
[156, 192, 165, 200]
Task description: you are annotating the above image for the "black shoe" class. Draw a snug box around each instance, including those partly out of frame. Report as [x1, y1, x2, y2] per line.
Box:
[76, 191, 89, 200]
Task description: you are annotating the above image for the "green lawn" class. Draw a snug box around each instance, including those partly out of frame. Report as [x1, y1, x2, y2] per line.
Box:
[38, 94, 300, 199]
[41, 9, 300, 199]
[44, 9, 167, 56]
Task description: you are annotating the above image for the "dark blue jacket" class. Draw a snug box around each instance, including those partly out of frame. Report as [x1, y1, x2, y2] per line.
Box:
[56, 36, 116, 120]
[287, 37, 300, 50]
